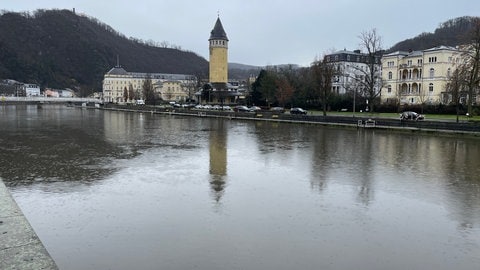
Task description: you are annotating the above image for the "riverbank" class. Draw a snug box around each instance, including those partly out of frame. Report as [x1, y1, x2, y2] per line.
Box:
[99, 104, 480, 136]
[0, 180, 58, 270]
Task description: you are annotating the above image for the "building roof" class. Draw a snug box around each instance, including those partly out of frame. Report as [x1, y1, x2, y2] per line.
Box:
[209, 17, 228, 41]
[106, 66, 128, 75]
[423, 45, 458, 52]
[384, 46, 459, 59]
[330, 49, 363, 56]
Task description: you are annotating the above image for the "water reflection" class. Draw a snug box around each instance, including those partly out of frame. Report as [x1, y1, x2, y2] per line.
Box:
[2, 105, 480, 270]
[208, 120, 227, 202]
[0, 105, 120, 186]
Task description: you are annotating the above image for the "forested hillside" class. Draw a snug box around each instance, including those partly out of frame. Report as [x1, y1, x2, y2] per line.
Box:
[388, 16, 478, 52]
[1, 9, 478, 96]
[0, 9, 208, 96]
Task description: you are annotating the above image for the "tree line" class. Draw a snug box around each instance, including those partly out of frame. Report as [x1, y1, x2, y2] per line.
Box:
[446, 18, 480, 121]
[248, 29, 383, 114]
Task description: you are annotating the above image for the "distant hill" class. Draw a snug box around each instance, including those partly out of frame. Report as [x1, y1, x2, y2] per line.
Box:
[228, 63, 262, 80]
[0, 9, 208, 96]
[388, 16, 479, 52]
[1, 10, 478, 96]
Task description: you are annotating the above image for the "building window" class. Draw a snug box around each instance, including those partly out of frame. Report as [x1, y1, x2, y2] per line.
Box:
[387, 85, 392, 93]
[429, 68, 435, 78]
[429, 83, 434, 92]
[418, 59, 423, 65]
[388, 72, 392, 79]
[447, 68, 451, 78]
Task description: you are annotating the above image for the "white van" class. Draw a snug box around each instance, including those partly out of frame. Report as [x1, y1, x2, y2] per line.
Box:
[136, 100, 145, 105]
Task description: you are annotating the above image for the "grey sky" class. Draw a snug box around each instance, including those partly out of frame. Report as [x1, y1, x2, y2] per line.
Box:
[3, 0, 479, 66]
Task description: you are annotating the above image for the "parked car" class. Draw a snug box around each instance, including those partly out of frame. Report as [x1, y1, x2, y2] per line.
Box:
[249, 106, 262, 112]
[290, 107, 307, 115]
[234, 105, 251, 112]
[400, 111, 424, 121]
[270, 107, 285, 113]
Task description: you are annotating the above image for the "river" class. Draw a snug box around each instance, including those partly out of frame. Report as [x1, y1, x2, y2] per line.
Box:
[1, 105, 479, 270]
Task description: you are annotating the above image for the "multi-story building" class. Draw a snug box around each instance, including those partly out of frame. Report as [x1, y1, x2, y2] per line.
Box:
[155, 80, 188, 102]
[324, 49, 382, 95]
[197, 16, 243, 104]
[102, 66, 196, 103]
[209, 16, 228, 85]
[24, 84, 41, 97]
[381, 45, 460, 105]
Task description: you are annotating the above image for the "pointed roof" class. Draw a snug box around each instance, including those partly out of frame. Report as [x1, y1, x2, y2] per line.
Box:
[106, 66, 128, 75]
[209, 17, 228, 41]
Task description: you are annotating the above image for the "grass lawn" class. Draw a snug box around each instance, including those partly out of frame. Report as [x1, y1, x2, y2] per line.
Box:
[309, 110, 480, 122]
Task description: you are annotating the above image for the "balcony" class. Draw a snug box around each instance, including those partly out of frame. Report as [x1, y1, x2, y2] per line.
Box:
[400, 77, 422, 82]
[399, 64, 421, 69]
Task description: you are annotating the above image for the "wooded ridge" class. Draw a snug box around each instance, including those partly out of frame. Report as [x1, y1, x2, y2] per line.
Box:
[0, 9, 208, 96]
[0, 9, 477, 96]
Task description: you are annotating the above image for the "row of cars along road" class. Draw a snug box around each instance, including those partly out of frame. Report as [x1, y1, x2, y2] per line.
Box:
[193, 105, 308, 115]
[177, 104, 423, 120]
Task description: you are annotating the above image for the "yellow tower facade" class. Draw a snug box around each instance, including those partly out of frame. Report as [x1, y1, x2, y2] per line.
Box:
[209, 17, 228, 84]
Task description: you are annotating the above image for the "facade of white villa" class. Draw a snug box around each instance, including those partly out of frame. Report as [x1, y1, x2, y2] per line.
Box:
[380, 45, 463, 105]
[102, 66, 196, 103]
[325, 45, 478, 106]
[324, 49, 382, 95]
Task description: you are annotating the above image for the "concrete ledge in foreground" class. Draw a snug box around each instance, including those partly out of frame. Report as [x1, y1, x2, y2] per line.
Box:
[0, 180, 58, 270]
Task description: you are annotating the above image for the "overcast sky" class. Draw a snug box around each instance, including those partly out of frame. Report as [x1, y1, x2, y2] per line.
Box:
[3, 0, 479, 66]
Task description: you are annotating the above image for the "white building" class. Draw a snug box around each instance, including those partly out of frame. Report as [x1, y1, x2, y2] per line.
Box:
[102, 66, 197, 103]
[381, 46, 461, 105]
[324, 49, 382, 95]
[24, 84, 41, 97]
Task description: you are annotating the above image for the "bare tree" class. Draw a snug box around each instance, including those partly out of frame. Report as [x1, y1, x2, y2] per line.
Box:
[459, 18, 480, 115]
[275, 76, 294, 108]
[128, 83, 135, 101]
[142, 74, 155, 104]
[446, 68, 468, 122]
[356, 29, 384, 112]
[344, 77, 364, 115]
[311, 58, 336, 116]
[123, 86, 128, 102]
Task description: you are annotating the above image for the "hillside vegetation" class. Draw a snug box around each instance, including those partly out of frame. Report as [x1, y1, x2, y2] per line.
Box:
[388, 16, 478, 52]
[0, 9, 478, 96]
[0, 9, 208, 95]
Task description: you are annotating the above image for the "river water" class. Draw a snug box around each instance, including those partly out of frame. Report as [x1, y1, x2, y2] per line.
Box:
[1, 105, 479, 270]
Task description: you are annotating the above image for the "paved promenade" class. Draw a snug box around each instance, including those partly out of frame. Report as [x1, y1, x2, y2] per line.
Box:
[0, 180, 58, 270]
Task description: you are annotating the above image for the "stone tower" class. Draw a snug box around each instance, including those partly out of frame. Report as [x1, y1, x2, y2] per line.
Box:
[209, 17, 228, 85]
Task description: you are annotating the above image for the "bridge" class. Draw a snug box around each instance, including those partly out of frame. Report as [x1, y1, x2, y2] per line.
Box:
[0, 96, 103, 104]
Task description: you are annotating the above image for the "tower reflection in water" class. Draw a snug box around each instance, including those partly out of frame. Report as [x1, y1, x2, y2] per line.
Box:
[208, 120, 227, 203]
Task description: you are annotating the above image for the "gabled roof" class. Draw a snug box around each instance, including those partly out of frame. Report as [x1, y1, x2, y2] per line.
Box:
[423, 45, 458, 52]
[209, 17, 228, 41]
[106, 67, 128, 75]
